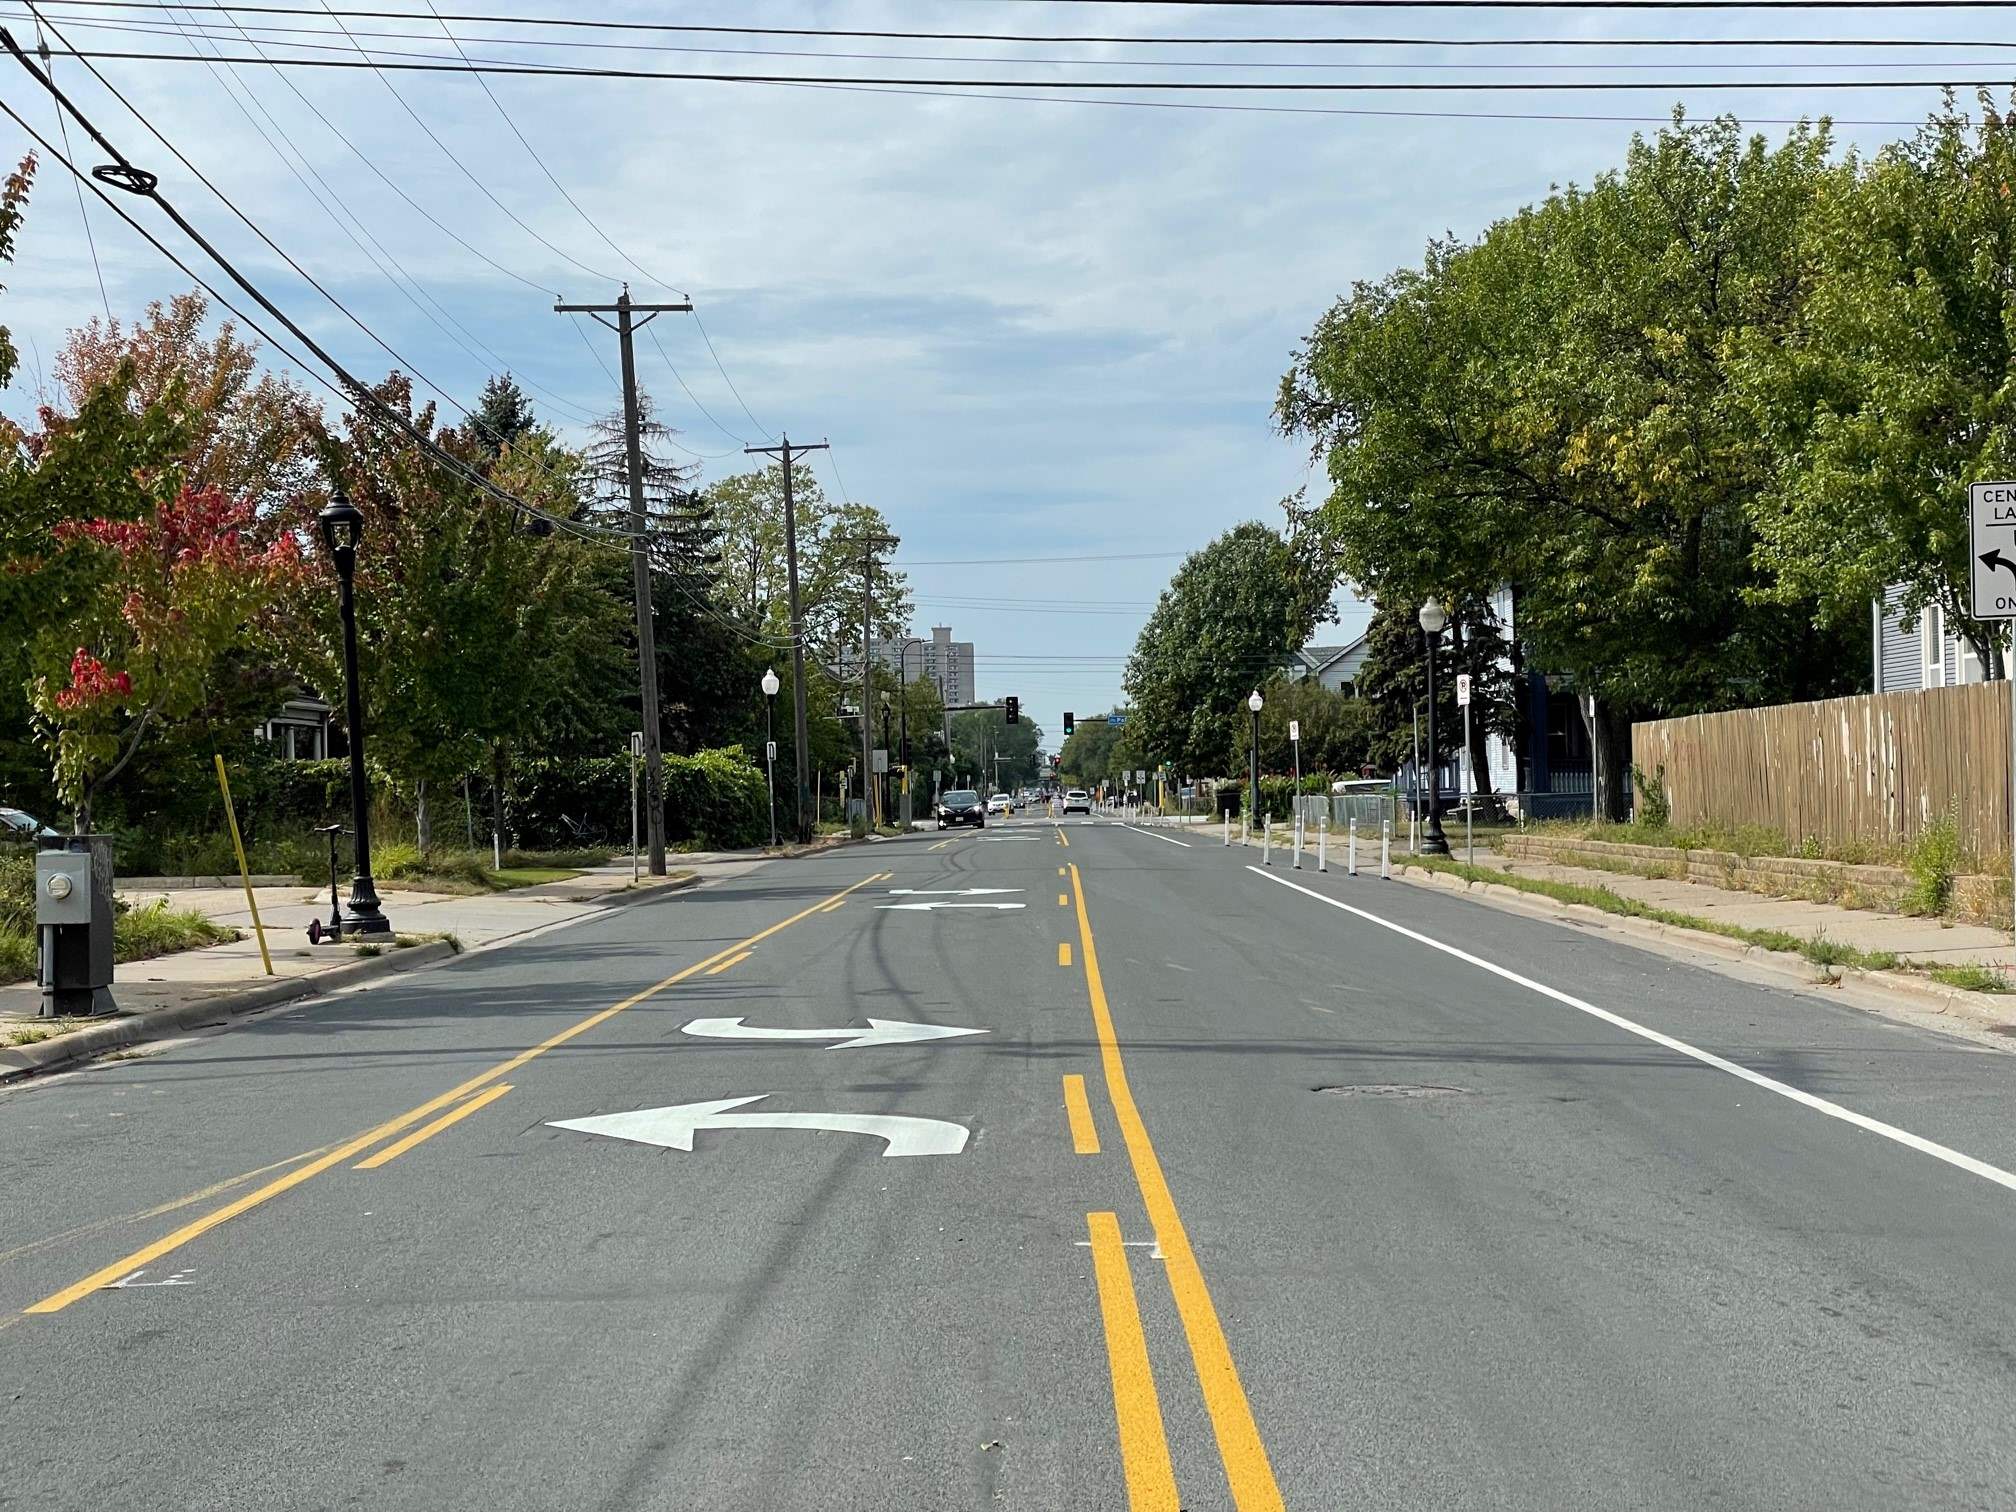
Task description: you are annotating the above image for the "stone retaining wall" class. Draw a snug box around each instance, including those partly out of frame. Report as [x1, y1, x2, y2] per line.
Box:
[1499, 835, 2009, 926]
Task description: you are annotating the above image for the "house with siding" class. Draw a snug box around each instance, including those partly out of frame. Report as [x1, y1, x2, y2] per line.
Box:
[1286, 634, 1372, 693]
[1871, 585, 2001, 692]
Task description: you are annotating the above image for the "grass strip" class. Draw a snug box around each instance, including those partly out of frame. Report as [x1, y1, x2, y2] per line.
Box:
[1404, 854, 1904, 974]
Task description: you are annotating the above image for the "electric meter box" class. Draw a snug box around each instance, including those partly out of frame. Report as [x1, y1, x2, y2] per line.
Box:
[35, 850, 92, 926]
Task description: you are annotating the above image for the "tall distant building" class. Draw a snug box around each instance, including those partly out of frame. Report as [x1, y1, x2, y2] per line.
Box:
[838, 624, 976, 706]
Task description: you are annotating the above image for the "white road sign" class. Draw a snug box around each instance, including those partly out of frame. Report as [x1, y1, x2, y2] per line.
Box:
[1456, 674, 1472, 707]
[1970, 481, 2016, 619]
[1289, 720, 1301, 743]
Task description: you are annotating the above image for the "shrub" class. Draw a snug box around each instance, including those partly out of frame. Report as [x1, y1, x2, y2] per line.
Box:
[0, 853, 31, 935]
[1628, 763, 1671, 828]
[1904, 810, 1962, 916]
[662, 748, 769, 849]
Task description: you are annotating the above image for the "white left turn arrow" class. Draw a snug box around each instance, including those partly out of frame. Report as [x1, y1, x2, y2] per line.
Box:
[681, 1016, 987, 1049]
[549, 1097, 969, 1157]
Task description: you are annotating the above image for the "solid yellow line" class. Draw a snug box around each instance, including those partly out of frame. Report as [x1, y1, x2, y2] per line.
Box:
[1087, 1210, 1179, 1510]
[1069, 863, 1284, 1512]
[0, 1145, 335, 1269]
[1058, 829, 1070, 848]
[353, 1084, 513, 1170]
[1063, 1074, 1100, 1155]
[1059, 941, 1073, 967]
[25, 870, 888, 1317]
[705, 950, 753, 975]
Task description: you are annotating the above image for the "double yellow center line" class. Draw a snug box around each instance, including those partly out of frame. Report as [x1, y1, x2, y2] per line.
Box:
[1070, 862, 1284, 1511]
[25, 871, 891, 1317]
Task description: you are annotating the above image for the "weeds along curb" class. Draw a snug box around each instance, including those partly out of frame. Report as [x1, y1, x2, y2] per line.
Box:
[1389, 864, 2016, 1030]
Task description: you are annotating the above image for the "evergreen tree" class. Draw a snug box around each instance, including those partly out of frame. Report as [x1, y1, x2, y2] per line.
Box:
[470, 373, 538, 460]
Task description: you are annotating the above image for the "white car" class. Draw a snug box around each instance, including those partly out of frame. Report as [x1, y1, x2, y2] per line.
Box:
[1062, 789, 1091, 815]
[987, 793, 1013, 814]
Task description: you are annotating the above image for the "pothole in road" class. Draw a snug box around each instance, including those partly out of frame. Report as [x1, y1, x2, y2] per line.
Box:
[1312, 1083, 1471, 1099]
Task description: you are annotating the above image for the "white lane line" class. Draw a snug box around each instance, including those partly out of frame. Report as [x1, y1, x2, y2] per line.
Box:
[1247, 867, 2016, 1195]
[1122, 824, 1193, 848]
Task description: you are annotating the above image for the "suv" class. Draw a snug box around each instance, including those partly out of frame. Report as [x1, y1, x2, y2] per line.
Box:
[937, 790, 985, 830]
[1062, 789, 1091, 815]
[987, 793, 1013, 815]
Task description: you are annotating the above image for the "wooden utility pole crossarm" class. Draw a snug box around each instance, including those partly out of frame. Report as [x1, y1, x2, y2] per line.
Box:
[556, 288, 694, 875]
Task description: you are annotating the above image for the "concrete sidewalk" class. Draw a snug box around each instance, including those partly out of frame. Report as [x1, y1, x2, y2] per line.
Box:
[1257, 825, 2016, 969]
[0, 854, 770, 1029]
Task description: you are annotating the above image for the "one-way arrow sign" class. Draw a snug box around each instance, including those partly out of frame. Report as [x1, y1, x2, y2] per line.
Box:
[549, 1097, 969, 1157]
[681, 1016, 987, 1049]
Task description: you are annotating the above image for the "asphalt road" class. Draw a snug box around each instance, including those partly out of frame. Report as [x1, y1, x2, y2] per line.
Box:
[7, 817, 2016, 1510]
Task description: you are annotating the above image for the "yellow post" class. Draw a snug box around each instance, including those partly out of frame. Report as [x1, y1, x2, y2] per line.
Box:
[213, 754, 275, 976]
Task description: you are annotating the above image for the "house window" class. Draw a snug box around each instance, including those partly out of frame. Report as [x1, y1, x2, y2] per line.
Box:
[1922, 605, 1945, 688]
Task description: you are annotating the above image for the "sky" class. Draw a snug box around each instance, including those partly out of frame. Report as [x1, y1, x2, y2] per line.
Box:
[0, 0, 2004, 749]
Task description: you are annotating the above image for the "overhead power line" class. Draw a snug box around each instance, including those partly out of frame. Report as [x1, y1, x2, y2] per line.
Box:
[0, 28, 624, 544]
[20, 12, 2010, 68]
[31, 44, 2016, 88]
[25, 1, 2016, 39]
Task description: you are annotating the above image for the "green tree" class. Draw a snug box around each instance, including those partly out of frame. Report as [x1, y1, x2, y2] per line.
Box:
[280, 377, 631, 848]
[948, 708, 1044, 790]
[1058, 712, 1126, 786]
[1228, 678, 1378, 781]
[705, 464, 912, 666]
[1349, 596, 1519, 783]
[1737, 95, 2016, 670]
[470, 372, 538, 460]
[1122, 522, 1331, 778]
[1279, 113, 1860, 815]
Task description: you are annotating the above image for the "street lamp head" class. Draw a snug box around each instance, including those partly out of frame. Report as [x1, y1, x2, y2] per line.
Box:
[1247, 689, 1264, 714]
[1417, 596, 1448, 636]
[317, 483, 365, 560]
[761, 667, 781, 698]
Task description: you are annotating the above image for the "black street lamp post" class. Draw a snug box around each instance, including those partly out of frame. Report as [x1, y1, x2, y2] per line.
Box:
[318, 483, 391, 935]
[1418, 596, 1451, 856]
[761, 667, 780, 848]
[1247, 688, 1264, 826]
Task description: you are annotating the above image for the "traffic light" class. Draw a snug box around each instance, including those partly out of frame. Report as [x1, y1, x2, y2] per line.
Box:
[1005, 696, 1019, 725]
[1063, 711, 1074, 735]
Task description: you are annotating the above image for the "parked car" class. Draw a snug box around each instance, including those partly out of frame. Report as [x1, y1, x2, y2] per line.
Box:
[1062, 789, 1091, 815]
[937, 789, 985, 829]
[0, 806, 61, 848]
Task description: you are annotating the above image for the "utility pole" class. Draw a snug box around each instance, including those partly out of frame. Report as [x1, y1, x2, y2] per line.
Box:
[838, 532, 898, 824]
[744, 435, 828, 845]
[554, 287, 692, 876]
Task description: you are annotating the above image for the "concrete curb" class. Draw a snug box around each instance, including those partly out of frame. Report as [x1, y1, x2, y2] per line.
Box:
[117, 874, 299, 891]
[576, 871, 702, 907]
[0, 939, 457, 1084]
[0, 869, 717, 1086]
[1387, 864, 2016, 1030]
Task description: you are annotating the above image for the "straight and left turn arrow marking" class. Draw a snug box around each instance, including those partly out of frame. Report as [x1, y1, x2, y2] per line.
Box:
[682, 1017, 987, 1049]
[549, 1097, 970, 1157]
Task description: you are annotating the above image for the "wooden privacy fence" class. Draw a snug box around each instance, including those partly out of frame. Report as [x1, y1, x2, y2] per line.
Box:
[1633, 681, 2013, 862]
